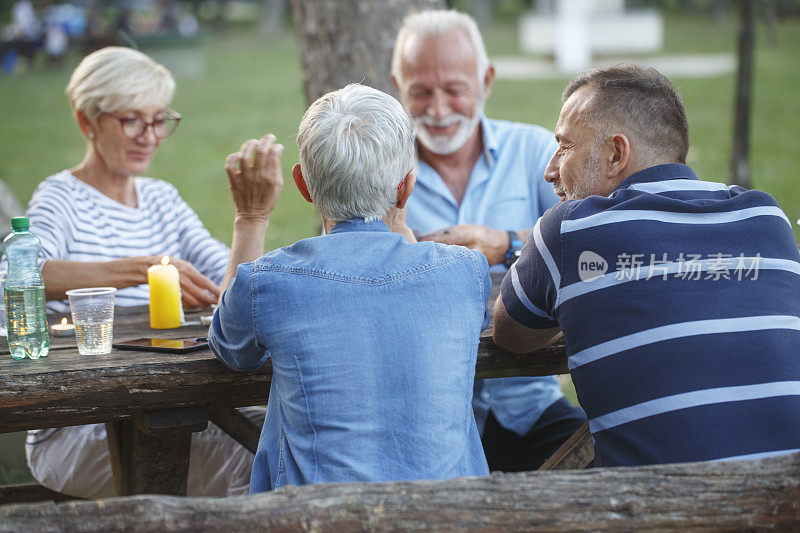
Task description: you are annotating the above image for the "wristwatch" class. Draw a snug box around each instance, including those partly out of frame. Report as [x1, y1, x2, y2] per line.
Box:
[504, 230, 523, 268]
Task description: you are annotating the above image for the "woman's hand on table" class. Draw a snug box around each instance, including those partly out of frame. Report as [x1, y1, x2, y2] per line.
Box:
[143, 256, 220, 309]
[167, 257, 221, 308]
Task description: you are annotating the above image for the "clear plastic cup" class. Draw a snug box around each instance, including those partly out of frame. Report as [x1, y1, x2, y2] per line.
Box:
[65, 287, 116, 355]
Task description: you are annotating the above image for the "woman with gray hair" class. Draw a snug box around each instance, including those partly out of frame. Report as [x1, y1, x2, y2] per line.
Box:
[210, 84, 490, 492]
[17, 46, 261, 498]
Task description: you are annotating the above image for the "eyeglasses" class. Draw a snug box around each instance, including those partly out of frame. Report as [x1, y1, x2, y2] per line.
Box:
[102, 110, 181, 139]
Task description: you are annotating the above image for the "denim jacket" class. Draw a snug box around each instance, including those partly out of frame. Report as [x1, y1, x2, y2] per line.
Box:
[210, 219, 491, 492]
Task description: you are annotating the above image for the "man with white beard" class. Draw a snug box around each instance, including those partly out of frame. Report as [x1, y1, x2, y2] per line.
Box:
[392, 10, 587, 472]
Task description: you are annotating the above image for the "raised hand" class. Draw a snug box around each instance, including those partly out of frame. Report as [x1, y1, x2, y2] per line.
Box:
[224, 134, 284, 223]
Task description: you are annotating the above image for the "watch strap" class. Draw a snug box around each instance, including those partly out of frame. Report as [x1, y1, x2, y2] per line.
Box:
[504, 230, 523, 268]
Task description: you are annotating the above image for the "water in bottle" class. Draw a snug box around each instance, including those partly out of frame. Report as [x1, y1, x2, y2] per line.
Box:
[3, 217, 49, 359]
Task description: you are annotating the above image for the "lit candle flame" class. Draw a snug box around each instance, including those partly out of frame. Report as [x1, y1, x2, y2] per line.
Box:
[161, 256, 170, 266]
[61, 318, 68, 326]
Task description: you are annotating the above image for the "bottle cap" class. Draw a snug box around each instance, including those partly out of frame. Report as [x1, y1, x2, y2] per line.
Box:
[11, 217, 30, 231]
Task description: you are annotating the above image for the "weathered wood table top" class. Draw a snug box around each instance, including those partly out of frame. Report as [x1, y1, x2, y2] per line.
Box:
[0, 274, 568, 434]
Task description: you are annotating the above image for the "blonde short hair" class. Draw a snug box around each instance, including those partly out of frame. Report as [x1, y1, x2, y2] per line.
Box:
[66, 46, 175, 122]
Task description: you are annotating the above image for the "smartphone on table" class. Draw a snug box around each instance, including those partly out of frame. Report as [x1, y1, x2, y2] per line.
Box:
[112, 337, 209, 354]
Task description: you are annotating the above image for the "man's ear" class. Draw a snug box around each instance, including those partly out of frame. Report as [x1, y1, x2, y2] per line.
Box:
[607, 133, 632, 181]
[482, 64, 496, 100]
[391, 74, 400, 91]
[395, 172, 416, 209]
[292, 164, 313, 203]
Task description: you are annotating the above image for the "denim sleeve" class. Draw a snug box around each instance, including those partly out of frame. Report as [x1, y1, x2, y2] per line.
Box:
[469, 249, 492, 331]
[208, 262, 270, 371]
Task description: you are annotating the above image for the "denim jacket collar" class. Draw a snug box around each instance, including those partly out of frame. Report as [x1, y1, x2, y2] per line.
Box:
[328, 218, 392, 235]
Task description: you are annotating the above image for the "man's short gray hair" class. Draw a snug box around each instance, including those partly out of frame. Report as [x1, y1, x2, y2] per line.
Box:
[297, 84, 414, 223]
[67, 46, 175, 122]
[563, 64, 689, 165]
[391, 9, 489, 84]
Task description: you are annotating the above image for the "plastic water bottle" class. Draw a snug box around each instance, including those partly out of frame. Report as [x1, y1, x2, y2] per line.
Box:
[3, 217, 49, 359]
[0, 271, 6, 337]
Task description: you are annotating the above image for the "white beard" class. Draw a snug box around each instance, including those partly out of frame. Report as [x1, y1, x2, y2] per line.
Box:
[413, 97, 485, 156]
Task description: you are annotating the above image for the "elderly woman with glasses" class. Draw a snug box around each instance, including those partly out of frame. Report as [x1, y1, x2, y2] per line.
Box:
[29, 45, 223, 309]
[18, 46, 263, 499]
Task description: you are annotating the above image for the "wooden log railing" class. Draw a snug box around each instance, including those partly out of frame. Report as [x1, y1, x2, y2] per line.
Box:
[1, 452, 798, 531]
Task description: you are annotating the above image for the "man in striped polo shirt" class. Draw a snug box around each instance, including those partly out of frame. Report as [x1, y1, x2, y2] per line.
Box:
[493, 64, 800, 466]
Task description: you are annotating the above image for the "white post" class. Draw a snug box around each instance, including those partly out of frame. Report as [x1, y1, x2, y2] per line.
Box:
[555, 0, 592, 72]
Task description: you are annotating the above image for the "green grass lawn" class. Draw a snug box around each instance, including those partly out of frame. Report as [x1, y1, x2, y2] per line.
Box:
[0, 12, 798, 484]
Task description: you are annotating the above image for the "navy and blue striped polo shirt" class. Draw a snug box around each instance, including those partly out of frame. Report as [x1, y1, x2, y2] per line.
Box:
[501, 163, 800, 466]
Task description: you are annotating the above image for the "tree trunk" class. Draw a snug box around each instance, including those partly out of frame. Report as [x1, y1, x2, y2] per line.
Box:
[290, 0, 445, 105]
[731, 0, 755, 188]
[2, 452, 798, 531]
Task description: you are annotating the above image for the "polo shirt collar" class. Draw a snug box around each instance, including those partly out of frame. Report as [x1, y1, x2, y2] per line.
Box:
[613, 163, 699, 193]
[328, 218, 391, 235]
[479, 114, 497, 167]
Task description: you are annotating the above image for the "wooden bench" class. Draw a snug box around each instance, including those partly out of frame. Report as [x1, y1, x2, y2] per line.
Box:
[1, 452, 797, 530]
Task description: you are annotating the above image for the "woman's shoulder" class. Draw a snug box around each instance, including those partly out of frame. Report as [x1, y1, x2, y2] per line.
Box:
[30, 170, 80, 203]
[36, 169, 75, 187]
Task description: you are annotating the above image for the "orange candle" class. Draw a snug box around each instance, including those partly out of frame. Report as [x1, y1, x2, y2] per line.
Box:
[148, 256, 183, 329]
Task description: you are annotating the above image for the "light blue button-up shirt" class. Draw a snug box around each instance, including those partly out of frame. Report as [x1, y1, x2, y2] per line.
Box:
[407, 115, 564, 436]
[210, 219, 491, 492]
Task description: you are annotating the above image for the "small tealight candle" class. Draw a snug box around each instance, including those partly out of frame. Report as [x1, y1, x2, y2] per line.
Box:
[148, 256, 183, 329]
[50, 317, 75, 337]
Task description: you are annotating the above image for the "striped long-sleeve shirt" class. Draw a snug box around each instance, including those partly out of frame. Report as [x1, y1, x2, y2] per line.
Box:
[501, 163, 800, 466]
[3, 170, 229, 313]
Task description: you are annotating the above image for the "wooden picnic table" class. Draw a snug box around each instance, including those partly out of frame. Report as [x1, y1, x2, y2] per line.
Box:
[0, 273, 570, 498]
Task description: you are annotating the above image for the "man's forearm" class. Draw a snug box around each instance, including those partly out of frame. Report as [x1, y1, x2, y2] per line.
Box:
[492, 294, 561, 353]
[218, 217, 269, 303]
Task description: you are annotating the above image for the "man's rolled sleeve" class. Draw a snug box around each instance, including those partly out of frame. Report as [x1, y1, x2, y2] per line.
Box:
[209, 262, 269, 371]
[500, 203, 569, 329]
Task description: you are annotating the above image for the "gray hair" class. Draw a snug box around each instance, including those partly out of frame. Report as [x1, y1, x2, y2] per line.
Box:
[296, 84, 414, 223]
[391, 9, 489, 84]
[563, 64, 689, 165]
[66, 46, 175, 122]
